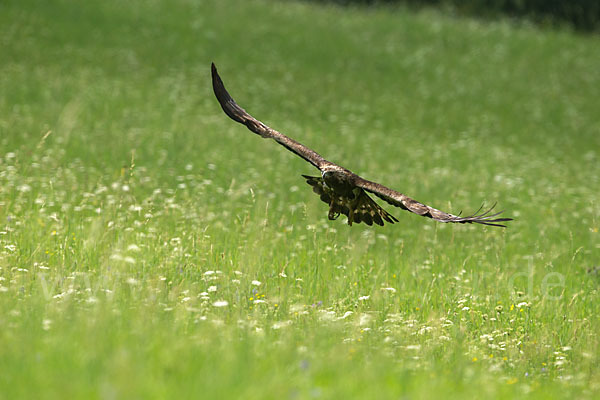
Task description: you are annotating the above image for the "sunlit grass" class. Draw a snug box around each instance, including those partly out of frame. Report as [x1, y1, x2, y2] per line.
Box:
[0, 0, 599, 398]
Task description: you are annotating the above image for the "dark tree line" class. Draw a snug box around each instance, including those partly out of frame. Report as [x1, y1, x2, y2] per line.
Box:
[308, 0, 600, 32]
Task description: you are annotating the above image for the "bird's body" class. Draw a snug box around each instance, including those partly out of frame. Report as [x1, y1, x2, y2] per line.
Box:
[211, 63, 512, 228]
[322, 165, 360, 201]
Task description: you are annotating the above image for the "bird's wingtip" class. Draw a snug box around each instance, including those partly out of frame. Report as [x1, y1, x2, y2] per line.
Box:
[211, 62, 219, 80]
[210, 63, 250, 125]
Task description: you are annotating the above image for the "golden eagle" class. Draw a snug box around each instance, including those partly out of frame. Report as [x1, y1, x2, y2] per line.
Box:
[211, 63, 512, 228]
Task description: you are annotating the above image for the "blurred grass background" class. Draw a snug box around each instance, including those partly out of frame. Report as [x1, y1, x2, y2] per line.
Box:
[0, 0, 599, 398]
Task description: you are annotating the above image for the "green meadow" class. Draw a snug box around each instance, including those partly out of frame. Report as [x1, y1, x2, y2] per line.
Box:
[1, 0, 599, 398]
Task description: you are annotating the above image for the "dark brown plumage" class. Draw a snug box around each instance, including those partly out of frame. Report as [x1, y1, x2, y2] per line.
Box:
[211, 63, 512, 228]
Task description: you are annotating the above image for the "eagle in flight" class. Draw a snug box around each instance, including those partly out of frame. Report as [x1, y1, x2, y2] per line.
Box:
[211, 63, 512, 228]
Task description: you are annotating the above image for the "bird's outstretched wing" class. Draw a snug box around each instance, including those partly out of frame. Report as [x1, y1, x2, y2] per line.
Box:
[355, 177, 512, 227]
[212, 62, 513, 228]
[211, 63, 331, 170]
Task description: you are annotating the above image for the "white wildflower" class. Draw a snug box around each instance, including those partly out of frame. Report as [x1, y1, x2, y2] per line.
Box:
[272, 320, 292, 330]
[127, 244, 141, 252]
[338, 311, 353, 320]
[42, 319, 52, 331]
[297, 345, 308, 353]
[126, 278, 138, 285]
[319, 310, 336, 321]
[213, 300, 228, 307]
[418, 326, 433, 335]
